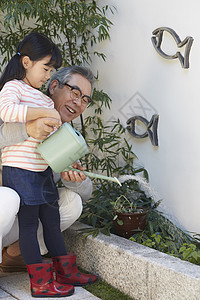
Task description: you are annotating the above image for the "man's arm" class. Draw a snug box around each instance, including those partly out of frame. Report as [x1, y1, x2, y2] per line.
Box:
[58, 161, 93, 202]
[0, 121, 28, 148]
[61, 176, 93, 202]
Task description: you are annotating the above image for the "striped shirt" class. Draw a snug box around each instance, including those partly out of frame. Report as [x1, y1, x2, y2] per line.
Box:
[0, 79, 54, 171]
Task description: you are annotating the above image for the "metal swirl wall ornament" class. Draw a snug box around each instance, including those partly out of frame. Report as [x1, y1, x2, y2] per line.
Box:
[151, 27, 194, 69]
[126, 114, 159, 146]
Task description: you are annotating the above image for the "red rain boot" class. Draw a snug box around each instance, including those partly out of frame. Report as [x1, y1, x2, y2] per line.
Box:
[52, 253, 98, 286]
[27, 261, 74, 297]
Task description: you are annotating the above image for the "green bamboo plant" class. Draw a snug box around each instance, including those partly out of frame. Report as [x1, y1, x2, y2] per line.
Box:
[0, 0, 114, 133]
[0, 0, 113, 67]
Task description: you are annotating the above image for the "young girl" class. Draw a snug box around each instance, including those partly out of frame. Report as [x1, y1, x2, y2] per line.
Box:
[0, 32, 76, 297]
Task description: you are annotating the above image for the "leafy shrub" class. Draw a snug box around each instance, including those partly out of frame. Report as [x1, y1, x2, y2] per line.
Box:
[179, 243, 200, 264]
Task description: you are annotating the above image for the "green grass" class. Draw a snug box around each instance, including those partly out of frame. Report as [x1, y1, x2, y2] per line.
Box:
[84, 279, 134, 300]
[78, 267, 133, 299]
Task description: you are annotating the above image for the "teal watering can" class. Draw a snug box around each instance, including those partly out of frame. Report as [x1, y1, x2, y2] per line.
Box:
[37, 122, 121, 186]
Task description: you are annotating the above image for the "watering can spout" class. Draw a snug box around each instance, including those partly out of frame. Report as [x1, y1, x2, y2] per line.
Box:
[65, 167, 122, 186]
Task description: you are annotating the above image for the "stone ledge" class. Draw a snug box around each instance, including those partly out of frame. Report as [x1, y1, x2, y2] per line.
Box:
[63, 221, 200, 300]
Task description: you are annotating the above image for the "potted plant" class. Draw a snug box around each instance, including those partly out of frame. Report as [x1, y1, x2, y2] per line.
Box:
[111, 177, 153, 238]
[79, 118, 161, 239]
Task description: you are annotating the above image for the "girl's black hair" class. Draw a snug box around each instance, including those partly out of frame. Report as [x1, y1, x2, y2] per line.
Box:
[0, 32, 62, 90]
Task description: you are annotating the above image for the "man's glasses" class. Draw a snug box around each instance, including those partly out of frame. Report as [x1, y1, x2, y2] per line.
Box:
[65, 83, 92, 105]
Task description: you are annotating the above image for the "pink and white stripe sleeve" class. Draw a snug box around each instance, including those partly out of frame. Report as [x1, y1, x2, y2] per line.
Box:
[0, 82, 27, 122]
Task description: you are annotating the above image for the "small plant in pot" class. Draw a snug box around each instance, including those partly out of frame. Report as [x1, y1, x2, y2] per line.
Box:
[111, 177, 157, 239]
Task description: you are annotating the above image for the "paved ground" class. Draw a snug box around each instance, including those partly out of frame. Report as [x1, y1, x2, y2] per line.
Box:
[0, 271, 100, 299]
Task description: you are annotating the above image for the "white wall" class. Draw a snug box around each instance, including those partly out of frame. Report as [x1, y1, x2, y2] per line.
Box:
[88, 0, 200, 233]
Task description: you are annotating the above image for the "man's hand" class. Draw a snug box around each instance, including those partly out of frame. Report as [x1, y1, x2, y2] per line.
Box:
[61, 162, 87, 183]
[26, 117, 61, 140]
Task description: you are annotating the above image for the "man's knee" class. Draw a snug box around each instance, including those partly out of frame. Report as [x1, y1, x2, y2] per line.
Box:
[0, 187, 20, 215]
[0, 187, 20, 237]
[58, 188, 83, 230]
[69, 195, 83, 220]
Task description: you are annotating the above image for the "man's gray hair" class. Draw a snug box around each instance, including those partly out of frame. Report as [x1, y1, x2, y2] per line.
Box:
[47, 65, 94, 95]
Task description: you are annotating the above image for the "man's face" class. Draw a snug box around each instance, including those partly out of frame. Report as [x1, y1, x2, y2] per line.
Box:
[49, 74, 92, 123]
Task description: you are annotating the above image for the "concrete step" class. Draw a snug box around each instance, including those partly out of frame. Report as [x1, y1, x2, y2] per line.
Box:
[63, 221, 200, 300]
[0, 271, 100, 300]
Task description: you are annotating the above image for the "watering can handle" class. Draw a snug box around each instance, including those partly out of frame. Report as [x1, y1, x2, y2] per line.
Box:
[64, 167, 121, 186]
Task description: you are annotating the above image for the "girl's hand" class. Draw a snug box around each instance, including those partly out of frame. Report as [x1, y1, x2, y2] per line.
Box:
[26, 117, 61, 140]
[61, 162, 86, 183]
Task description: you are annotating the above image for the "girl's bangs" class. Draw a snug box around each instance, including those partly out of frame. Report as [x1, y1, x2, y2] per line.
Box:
[46, 47, 62, 69]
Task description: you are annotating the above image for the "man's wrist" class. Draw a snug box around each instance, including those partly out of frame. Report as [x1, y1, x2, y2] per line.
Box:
[24, 122, 30, 138]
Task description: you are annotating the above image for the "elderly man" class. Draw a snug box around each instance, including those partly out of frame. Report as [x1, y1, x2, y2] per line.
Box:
[0, 65, 93, 272]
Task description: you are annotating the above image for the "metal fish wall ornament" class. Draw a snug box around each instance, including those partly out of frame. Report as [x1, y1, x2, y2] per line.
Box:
[126, 114, 159, 146]
[151, 27, 194, 68]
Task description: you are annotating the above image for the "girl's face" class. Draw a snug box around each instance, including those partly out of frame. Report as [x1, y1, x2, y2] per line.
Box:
[22, 55, 53, 89]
